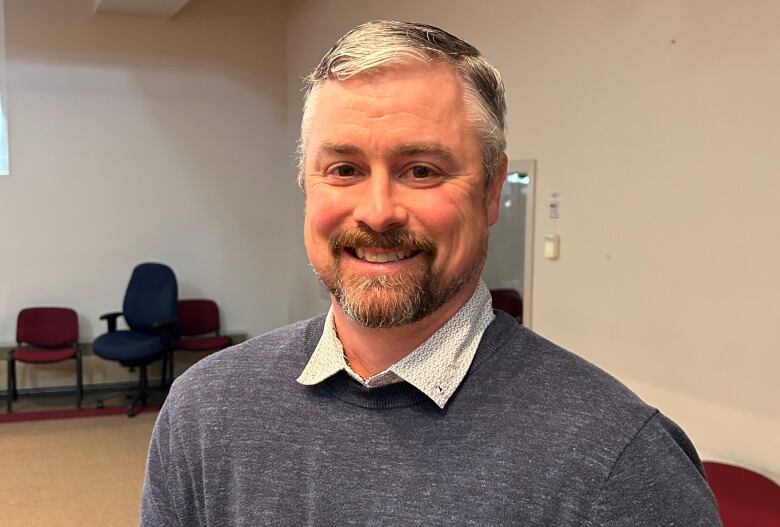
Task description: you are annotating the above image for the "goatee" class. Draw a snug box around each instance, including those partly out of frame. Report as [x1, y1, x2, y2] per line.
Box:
[313, 226, 485, 328]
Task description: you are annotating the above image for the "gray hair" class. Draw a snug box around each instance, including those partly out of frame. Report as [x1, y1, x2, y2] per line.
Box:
[297, 20, 507, 188]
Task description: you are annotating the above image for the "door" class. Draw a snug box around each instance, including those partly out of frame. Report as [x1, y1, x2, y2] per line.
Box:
[482, 159, 536, 327]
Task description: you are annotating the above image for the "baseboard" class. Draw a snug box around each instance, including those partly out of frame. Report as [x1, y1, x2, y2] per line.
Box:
[0, 380, 151, 398]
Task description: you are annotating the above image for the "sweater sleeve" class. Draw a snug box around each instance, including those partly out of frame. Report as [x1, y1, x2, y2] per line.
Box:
[141, 401, 184, 527]
[589, 412, 722, 526]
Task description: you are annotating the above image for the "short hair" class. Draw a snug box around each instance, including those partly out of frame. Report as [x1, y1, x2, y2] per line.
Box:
[297, 20, 507, 188]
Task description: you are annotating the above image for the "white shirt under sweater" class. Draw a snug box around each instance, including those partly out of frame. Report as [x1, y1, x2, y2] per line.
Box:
[296, 280, 495, 408]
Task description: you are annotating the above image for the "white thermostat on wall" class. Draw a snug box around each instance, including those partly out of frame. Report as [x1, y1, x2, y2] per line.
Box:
[543, 234, 560, 260]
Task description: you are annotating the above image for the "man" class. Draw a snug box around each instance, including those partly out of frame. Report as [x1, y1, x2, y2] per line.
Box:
[142, 21, 721, 526]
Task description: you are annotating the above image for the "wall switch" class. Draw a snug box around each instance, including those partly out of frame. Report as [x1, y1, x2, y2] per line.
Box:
[549, 193, 560, 219]
[544, 234, 559, 260]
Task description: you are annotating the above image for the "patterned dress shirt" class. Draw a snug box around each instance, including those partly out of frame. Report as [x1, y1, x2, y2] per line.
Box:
[296, 281, 495, 408]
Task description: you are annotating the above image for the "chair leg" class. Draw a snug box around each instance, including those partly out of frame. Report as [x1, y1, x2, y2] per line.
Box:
[6, 355, 13, 414]
[75, 349, 83, 410]
[160, 353, 168, 389]
[140, 364, 148, 405]
[10, 355, 17, 401]
[168, 350, 175, 387]
[122, 365, 142, 418]
[125, 364, 149, 417]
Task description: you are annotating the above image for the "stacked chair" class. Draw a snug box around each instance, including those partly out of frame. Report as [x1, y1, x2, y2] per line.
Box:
[703, 461, 780, 526]
[6, 307, 83, 413]
[489, 288, 523, 323]
[168, 299, 232, 383]
[92, 262, 178, 417]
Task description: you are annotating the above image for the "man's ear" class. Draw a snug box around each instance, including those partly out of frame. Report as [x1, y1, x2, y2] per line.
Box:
[486, 154, 508, 226]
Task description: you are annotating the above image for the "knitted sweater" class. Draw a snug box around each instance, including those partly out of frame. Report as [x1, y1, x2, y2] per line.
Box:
[141, 312, 721, 526]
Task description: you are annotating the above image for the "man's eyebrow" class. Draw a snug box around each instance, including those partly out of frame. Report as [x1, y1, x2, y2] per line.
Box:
[390, 143, 458, 164]
[316, 143, 364, 158]
[315, 142, 458, 164]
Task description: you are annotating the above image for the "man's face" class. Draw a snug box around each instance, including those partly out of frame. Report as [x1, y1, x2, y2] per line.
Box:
[302, 62, 505, 328]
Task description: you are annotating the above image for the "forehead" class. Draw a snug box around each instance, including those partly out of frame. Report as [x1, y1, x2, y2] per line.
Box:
[304, 63, 475, 159]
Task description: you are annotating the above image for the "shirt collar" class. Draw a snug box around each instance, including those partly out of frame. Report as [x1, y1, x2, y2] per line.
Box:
[296, 281, 495, 409]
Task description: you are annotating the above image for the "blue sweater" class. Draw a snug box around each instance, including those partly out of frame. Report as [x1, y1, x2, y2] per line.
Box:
[142, 312, 721, 526]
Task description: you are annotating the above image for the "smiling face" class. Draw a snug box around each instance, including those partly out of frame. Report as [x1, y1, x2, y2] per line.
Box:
[302, 62, 506, 328]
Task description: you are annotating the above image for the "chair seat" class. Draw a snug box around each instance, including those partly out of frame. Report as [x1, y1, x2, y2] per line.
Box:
[93, 331, 167, 365]
[178, 336, 231, 351]
[11, 346, 76, 363]
[703, 461, 780, 526]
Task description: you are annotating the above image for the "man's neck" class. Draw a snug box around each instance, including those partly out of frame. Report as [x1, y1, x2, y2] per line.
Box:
[331, 281, 479, 380]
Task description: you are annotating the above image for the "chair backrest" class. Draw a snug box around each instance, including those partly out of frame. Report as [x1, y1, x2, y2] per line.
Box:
[177, 299, 221, 336]
[16, 307, 78, 348]
[490, 288, 523, 321]
[122, 263, 178, 333]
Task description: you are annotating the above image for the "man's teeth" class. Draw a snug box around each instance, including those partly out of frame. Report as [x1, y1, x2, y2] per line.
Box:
[354, 247, 413, 263]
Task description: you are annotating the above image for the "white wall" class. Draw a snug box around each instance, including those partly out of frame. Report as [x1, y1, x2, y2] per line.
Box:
[0, 0, 311, 383]
[286, 0, 780, 480]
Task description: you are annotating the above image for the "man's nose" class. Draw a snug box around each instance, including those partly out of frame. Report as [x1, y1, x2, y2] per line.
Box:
[351, 174, 408, 232]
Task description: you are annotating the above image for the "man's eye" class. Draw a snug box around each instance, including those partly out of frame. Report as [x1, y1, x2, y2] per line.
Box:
[410, 166, 434, 179]
[328, 165, 358, 177]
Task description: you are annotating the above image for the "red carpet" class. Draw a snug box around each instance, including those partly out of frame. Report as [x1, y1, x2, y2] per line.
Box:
[0, 404, 161, 424]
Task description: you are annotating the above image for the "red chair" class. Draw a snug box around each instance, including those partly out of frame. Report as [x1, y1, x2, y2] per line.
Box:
[703, 461, 780, 526]
[169, 299, 231, 382]
[177, 299, 231, 352]
[171, 299, 231, 377]
[490, 288, 523, 323]
[6, 307, 83, 413]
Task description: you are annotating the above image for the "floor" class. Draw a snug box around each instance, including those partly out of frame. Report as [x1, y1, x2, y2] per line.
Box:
[0, 404, 158, 526]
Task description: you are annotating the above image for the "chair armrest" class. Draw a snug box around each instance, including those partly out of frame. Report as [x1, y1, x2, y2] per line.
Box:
[99, 311, 124, 332]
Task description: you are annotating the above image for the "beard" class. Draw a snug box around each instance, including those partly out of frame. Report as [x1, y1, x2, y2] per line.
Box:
[313, 225, 487, 328]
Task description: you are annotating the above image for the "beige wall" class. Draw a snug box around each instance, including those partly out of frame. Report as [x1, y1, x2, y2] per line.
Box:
[286, 0, 780, 479]
[0, 0, 311, 384]
[0, 0, 306, 339]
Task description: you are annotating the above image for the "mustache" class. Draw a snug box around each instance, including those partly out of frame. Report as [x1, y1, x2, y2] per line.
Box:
[330, 226, 436, 254]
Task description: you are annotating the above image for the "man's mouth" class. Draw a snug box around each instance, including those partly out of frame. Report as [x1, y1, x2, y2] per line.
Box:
[348, 247, 417, 263]
[331, 226, 435, 265]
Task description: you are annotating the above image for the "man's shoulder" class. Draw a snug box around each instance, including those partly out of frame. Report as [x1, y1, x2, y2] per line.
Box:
[472, 314, 713, 501]
[478, 312, 654, 426]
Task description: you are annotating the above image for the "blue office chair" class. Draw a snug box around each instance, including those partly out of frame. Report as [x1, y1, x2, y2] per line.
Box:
[93, 262, 179, 416]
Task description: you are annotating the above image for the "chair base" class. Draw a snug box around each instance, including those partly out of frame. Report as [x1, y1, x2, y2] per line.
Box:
[96, 362, 167, 417]
[96, 392, 150, 417]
